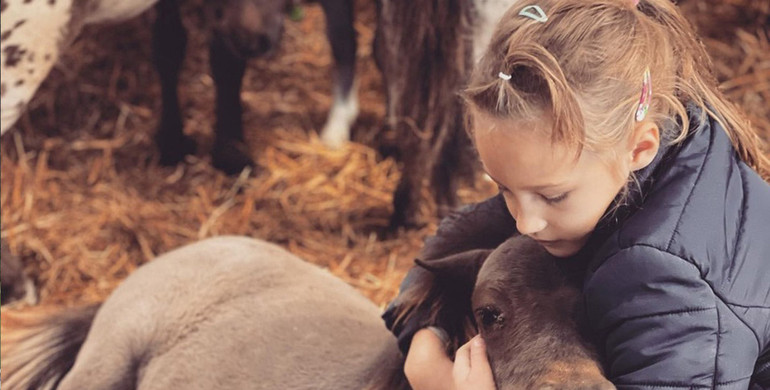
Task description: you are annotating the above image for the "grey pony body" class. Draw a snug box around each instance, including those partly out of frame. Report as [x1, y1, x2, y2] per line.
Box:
[57, 236, 402, 390]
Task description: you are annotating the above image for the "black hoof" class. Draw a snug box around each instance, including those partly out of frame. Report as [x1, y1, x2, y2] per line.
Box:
[157, 133, 196, 166]
[211, 139, 255, 175]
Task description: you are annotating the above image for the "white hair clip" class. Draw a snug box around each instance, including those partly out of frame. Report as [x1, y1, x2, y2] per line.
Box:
[519, 5, 548, 23]
[498, 72, 512, 81]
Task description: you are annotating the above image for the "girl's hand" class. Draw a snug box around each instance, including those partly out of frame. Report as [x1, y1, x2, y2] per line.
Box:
[405, 328, 455, 390]
[453, 335, 497, 390]
[405, 329, 497, 390]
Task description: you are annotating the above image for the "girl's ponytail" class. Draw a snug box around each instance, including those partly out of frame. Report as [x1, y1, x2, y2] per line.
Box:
[637, 0, 770, 180]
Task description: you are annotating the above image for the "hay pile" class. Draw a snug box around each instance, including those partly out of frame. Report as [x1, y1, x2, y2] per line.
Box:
[1, 129, 431, 306]
[1, 0, 768, 311]
[681, 0, 770, 145]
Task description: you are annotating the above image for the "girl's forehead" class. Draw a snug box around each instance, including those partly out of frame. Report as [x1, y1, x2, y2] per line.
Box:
[472, 115, 591, 188]
[472, 111, 551, 138]
[471, 110, 585, 155]
[473, 114, 576, 155]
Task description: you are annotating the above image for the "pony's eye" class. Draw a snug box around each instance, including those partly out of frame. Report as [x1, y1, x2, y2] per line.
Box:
[476, 306, 505, 328]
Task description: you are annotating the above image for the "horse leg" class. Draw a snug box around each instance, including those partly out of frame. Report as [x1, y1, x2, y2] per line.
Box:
[209, 32, 254, 175]
[318, 0, 358, 148]
[430, 113, 476, 218]
[58, 350, 136, 390]
[152, 0, 195, 166]
[371, 0, 386, 75]
[56, 306, 137, 390]
[431, 149, 460, 219]
[389, 139, 427, 230]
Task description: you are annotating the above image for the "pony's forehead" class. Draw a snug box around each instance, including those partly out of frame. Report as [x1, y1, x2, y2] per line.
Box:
[476, 235, 550, 285]
[477, 237, 524, 281]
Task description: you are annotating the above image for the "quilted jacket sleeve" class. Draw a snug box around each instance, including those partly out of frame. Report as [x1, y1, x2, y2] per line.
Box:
[584, 245, 723, 388]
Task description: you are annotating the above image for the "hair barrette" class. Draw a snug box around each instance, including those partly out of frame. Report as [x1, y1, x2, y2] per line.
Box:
[498, 72, 512, 81]
[635, 67, 652, 122]
[519, 5, 548, 23]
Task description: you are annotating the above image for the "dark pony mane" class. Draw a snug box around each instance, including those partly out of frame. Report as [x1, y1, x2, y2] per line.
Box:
[392, 272, 478, 353]
[375, 0, 478, 224]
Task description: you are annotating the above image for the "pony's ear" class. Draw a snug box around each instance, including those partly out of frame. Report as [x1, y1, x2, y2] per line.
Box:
[415, 248, 492, 291]
[414, 249, 494, 351]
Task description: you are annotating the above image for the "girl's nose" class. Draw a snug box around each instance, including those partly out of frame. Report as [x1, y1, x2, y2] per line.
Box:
[504, 195, 547, 235]
[508, 202, 547, 235]
[515, 213, 547, 235]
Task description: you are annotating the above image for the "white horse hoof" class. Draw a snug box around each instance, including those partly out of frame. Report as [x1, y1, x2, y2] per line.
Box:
[320, 88, 359, 149]
[23, 278, 38, 306]
[320, 127, 349, 149]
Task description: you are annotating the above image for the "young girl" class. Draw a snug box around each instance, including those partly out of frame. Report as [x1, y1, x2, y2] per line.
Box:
[383, 0, 770, 388]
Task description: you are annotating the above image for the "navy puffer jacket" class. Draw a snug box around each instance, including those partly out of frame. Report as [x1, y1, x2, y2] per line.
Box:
[383, 107, 770, 389]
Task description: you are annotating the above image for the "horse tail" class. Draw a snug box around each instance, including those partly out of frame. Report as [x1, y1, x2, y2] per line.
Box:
[1, 303, 101, 390]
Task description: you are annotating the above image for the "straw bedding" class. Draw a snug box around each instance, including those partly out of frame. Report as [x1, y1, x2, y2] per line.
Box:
[0, 0, 767, 311]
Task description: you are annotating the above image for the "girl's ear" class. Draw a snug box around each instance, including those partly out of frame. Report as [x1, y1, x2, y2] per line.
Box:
[629, 120, 660, 171]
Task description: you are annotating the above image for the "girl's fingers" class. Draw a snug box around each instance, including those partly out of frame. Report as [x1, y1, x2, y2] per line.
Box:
[453, 339, 472, 380]
[454, 336, 497, 390]
[469, 336, 494, 380]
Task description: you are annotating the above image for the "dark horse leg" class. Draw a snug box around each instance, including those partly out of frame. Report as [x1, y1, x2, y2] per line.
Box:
[431, 110, 476, 217]
[209, 32, 254, 175]
[390, 148, 425, 230]
[378, 0, 474, 230]
[318, 0, 358, 147]
[153, 0, 196, 166]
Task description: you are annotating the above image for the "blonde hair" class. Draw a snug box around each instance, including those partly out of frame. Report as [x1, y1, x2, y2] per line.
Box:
[465, 0, 770, 180]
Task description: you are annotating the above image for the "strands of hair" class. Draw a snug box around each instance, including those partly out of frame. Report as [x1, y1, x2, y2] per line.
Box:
[466, 0, 770, 182]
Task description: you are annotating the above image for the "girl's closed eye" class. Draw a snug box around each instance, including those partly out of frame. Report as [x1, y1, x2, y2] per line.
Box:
[496, 182, 568, 204]
[541, 192, 569, 204]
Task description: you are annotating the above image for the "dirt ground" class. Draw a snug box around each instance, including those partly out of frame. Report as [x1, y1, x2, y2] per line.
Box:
[0, 0, 768, 311]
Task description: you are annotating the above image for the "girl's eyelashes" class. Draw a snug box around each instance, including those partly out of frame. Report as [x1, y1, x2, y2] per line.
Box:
[497, 183, 567, 204]
[542, 192, 569, 204]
